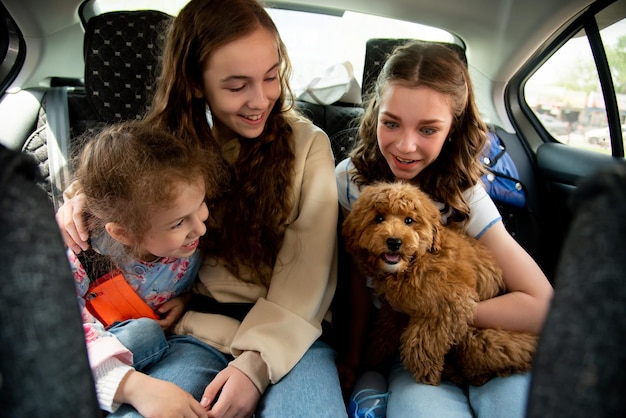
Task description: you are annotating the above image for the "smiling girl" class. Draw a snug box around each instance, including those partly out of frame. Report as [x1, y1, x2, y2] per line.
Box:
[56, 0, 345, 416]
[336, 41, 553, 418]
[67, 121, 226, 416]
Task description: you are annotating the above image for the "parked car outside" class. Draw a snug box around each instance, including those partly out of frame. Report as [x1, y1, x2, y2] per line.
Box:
[537, 113, 571, 137]
[584, 125, 626, 146]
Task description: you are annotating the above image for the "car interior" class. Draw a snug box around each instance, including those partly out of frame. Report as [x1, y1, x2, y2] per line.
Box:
[1, 0, 625, 415]
[0, 3, 573, 273]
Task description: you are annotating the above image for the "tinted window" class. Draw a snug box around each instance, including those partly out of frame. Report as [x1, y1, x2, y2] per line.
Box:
[525, 2, 626, 157]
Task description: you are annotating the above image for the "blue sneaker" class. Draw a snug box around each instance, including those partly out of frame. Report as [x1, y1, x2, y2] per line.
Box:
[347, 388, 390, 418]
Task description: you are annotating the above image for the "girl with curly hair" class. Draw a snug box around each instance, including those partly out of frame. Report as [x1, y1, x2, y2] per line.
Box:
[57, 0, 344, 416]
[68, 121, 225, 417]
[336, 41, 553, 418]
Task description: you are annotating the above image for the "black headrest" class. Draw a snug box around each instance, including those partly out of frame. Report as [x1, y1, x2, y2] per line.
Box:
[362, 38, 468, 97]
[83, 10, 173, 122]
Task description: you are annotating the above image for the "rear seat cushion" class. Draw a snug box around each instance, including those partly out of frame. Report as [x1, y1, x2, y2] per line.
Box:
[296, 100, 363, 163]
[329, 127, 359, 165]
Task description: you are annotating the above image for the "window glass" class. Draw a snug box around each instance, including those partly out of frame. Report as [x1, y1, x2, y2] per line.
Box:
[267, 9, 454, 99]
[525, 30, 597, 149]
[90, 0, 456, 103]
[525, 10, 626, 155]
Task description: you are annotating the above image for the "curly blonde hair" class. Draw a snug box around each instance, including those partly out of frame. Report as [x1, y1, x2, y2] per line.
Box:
[351, 41, 488, 226]
[144, 0, 300, 286]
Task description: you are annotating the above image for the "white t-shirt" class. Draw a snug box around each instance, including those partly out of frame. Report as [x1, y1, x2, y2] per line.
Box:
[335, 157, 501, 239]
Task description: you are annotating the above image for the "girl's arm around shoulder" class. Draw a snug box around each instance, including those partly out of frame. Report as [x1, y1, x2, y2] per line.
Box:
[474, 221, 554, 334]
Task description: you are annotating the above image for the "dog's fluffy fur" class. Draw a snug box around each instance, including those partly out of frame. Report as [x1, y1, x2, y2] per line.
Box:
[342, 182, 537, 386]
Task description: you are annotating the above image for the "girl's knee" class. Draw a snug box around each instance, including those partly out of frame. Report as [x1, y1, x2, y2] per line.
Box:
[112, 318, 163, 342]
[469, 373, 531, 418]
[109, 318, 168, 368]
[131, 317, 162, 332]
[387, 365, 472, 418]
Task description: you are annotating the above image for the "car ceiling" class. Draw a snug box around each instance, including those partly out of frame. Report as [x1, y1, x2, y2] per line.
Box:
[2, 0, 598, 88]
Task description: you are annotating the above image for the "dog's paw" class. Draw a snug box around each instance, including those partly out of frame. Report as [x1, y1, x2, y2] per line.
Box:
[403, 353, 445, 386]
[450, 328, 537, 385]
[412, 367, 443, 386]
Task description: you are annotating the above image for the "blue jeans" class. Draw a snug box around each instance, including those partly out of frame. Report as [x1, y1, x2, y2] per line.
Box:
[109, 318, 169, 371]
[386, 359, 531, 418]
[110, 335, 347, 417]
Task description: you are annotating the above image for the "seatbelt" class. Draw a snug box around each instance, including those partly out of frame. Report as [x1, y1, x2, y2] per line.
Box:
[85, 269, 160, 328]
[45, 87, 71, 211]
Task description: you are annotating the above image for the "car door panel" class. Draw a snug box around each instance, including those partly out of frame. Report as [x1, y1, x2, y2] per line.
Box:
[534, 141, 623, 277]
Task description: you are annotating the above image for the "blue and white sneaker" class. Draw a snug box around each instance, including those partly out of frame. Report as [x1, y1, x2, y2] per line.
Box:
[347, 388, 390, 418]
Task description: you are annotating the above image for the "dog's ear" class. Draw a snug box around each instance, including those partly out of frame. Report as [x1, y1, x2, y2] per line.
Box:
[341, 211, 363, 254]
[341, 217, 356, 253]
[429, 223, 443, 253]
[341, 186, 376, 253]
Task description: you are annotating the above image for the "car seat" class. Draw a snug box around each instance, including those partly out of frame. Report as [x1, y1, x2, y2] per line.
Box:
[361, 38, 467, 98]
[20, 10, 173, 208]
[0, 144, 101, 417]
[82, 10, 173, 122]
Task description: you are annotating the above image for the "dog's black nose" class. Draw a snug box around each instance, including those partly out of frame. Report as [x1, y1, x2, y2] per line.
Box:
[386, 237, 402, 252]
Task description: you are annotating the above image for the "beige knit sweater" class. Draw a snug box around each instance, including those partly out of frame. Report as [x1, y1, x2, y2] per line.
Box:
[174, 119, 339, 394]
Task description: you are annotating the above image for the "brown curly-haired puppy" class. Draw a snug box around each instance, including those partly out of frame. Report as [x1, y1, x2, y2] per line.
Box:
[342, 182, 537, 386]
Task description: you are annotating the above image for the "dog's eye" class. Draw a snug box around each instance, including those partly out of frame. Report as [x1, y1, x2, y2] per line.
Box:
[375, 215, 385, 223]
[404, 217, 414, 225]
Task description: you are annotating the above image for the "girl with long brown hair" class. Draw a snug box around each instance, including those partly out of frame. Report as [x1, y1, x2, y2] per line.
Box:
[336, 41, 553, 418]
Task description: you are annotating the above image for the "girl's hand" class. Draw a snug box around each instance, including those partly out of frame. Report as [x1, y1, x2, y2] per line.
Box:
[117, 371, 208, 418]
[55, 192, 90, 253]
[157, 293, 191, 331]
[200, 365, 260, 418]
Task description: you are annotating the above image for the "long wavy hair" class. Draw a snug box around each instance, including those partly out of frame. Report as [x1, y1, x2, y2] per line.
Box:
[144, 0, 298, 286]
[351, 41, 488, 227]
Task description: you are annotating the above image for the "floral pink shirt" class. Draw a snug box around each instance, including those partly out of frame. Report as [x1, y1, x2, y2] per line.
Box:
[68, 248, 201, 346]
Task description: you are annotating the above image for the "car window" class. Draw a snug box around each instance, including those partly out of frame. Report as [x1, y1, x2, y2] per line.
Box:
[525, 2, 626, 156]
[0, 3, 25, 96]
[89, 0, 456, 104]
[266, 8, 455, 100]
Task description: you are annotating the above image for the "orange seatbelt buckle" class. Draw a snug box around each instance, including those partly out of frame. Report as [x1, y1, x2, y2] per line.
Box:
[85, 270, 159, 328]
